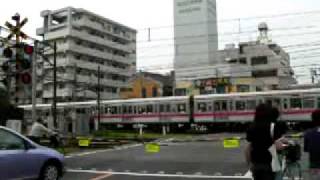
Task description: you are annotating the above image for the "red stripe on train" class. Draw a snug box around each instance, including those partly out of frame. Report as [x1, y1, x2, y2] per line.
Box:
[94, 113, 188, 119]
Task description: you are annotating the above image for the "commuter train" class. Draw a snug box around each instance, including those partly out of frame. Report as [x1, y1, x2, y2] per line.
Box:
[19, 88, 320, 129]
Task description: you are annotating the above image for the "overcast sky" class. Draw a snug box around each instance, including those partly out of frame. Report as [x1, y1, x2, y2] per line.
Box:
[1, 0, 320, 83]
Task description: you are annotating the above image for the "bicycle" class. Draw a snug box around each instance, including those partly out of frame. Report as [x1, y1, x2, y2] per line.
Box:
[49, 131, 66, 155]
[282, 140, 303, 180]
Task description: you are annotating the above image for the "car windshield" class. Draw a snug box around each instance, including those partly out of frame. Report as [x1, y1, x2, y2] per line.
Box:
[0, 0, 320, 179]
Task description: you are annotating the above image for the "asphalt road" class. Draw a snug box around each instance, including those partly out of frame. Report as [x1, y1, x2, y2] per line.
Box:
[62, 134, 307, 180]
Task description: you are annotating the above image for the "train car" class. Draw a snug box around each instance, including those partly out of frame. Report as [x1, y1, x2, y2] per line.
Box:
[97, 96, 190, 124]
[18, 88, 320, 133]
[193, 88, 320, 124]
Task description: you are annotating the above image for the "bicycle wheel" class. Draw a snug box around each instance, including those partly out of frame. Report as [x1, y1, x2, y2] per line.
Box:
[283, 162, 302, 180]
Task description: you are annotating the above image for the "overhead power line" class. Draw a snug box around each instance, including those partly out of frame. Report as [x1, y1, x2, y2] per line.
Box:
[136, 9, 320, 31]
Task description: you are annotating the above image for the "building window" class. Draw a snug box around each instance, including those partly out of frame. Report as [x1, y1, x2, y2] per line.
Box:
[152, 87, 158, 97]
[251, 56, 268, 65]
[142, 88, 147, 98]
[229, 59, 237, 64]
[252, 70, 277, 78]
[59, 83, 65, 89]
[237, 85, 250, 92]
[239, 58, 247, 64]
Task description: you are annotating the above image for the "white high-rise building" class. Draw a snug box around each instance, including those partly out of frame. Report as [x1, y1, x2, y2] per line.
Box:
[174, 0, 219, 71]
[36, 7, 137, 104]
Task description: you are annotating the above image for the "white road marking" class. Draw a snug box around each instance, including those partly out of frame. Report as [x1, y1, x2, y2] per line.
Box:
[89, 173, 112, 180]
[243, 170, 252, 178]
[67, 169, 253, 179]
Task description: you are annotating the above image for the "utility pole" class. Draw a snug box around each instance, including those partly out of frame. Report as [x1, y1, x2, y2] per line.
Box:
[31, 41, 38, 121]
[140, 70, 144, 98]
[97, 66, 101, 130]
[53, 41, 57, 128]
[14, 15, 21, 105]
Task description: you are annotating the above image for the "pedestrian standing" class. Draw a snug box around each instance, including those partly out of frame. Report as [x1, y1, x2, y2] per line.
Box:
[246, 104, 287, 180]
[304, 109, 320, 179]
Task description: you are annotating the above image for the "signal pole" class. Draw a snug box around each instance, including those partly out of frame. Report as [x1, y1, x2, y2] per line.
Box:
[53, 42, 57, 128]
[97, 66, 101, 131]
[31, 41, 38, 121]
[5, 13, 28, 105]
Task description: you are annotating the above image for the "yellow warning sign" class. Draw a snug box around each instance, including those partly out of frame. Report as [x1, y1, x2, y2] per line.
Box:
[145, 143, 160, 153]
[223, 138, 240, 148]
[78, 139, 91, 147]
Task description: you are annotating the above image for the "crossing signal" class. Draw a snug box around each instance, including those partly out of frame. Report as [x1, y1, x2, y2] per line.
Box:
[1, 78, 8, 87]
[3, 48, 13, 58]
[1, 61, 9, 72]
[21, 72, 31, 84]
[24, 44, 33, 55]
[16, 59, 31, 70]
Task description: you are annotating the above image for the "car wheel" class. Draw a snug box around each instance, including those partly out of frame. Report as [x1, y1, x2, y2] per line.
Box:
[40, 163, 60, 180]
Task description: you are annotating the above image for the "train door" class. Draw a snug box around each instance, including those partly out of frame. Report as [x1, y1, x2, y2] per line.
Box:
[281, 96, 290, 121]
[213, 100, 228, 122]
[172, 101, 189, 123]
[159, 103, 171, 123]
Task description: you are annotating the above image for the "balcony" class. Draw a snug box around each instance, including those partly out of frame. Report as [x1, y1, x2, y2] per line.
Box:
[43, 43, 70, 55]
[73, 17, 134, 42]
[68, 43, 133, 65]
[43, 58, 72, 69]
[69, 29, 131, 53]
[73, 58, 131, 77]
[43, 89, 72, 98]
[44, 28, 70, 40]
[76, 75, 127, 88]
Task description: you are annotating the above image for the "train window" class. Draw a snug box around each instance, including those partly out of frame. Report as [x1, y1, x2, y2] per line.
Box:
[123, 106, 128, 114]
[214, 102, 220, 111]
[221, 101, 227, 111]
[229, 101, 233, 111]
[214, 101, 228, 111]
[171, 105, 176, 113]
[76, 108, 86, 114]
[160, 105, 164, 113]
[147, 105, 153, 113]
[166, 104, 171, 112]
[105, 107, 110, 114]
[128, 106, 133, 114]
[177, 104, 186, 113]
[247, 100, 256, 110]
[236, 101, 246, 111]
[197, 103, 207, 112]
[290, 98, 302, 109]
[303, 97, 315, 109]
[138, 106, 146, 114]
[283, 99, 289, 109]
[113, 107, 118, 114]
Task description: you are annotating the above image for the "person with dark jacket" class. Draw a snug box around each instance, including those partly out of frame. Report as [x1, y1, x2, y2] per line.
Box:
[246, 104, 287, 180]
[304, 109, 320, 179]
